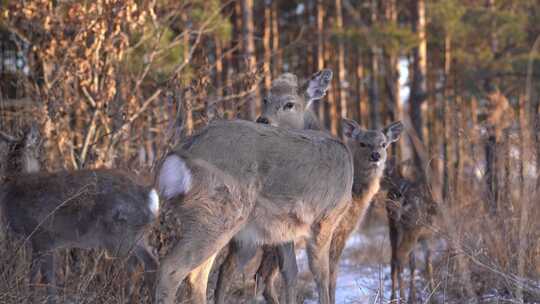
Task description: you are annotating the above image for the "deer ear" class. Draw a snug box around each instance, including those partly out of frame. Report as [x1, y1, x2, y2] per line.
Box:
[158, 154, 192, 200]
[341, 118, 361, 139]
[304, 69, 333, 108]
[384, 121, 404, 143]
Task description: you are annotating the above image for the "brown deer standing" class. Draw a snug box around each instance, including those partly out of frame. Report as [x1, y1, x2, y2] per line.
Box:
[0, 126, 159, 304]
[155, 119, 356, 304]
[244, 71, 403, 304]
[382, 161, 437, 303]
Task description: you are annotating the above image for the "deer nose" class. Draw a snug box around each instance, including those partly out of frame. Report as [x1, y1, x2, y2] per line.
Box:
[256, 117, 269, 124]
[370, 152, 381, 162]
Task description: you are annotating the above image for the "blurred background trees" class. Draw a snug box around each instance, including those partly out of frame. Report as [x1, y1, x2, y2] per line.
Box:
[0, 0, 539, 302]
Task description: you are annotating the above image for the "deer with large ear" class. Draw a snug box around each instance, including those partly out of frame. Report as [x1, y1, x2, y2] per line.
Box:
[327, 119, 403, 304]
[256, 69, 332, 130]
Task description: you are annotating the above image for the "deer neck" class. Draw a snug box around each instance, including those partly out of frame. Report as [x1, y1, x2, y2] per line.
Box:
[349, 164, 384, 217]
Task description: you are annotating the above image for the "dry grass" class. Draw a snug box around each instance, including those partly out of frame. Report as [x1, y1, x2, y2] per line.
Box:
[0, 238, 154, 304]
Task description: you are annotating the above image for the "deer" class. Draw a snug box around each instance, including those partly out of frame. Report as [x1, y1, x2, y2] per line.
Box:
[0, 126, 160, 304]
[0, 124, 42, 178]
[155, 118, 355, 304]
[214, 69, 333, 304]
[382, 160, 437, 303]
[229, 70, 403, 304]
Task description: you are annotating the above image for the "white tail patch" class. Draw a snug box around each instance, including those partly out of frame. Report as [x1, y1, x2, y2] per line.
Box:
[148, 188, 159, 216]
[158, 154, 192, 200]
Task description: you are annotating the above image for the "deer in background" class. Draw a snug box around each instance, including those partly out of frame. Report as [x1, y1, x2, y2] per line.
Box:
[250, 71, 403, 304]
[0, 124, 42, 178]
[155, 119, 355, 304]
[214, 69, 333, 304]
[0, 125, 159, 304]
[382, 160, 437, 303]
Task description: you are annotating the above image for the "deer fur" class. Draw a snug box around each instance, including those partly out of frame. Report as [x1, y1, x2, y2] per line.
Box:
[155, 119, 354, 304]
[0, 127, 159, 304]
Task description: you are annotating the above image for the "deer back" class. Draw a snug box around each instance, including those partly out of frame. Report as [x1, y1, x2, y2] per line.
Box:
[178, 119, 353, 214]
[1, 169, 158, 255]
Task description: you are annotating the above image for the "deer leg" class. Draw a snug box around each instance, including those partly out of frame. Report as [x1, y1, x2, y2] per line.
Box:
[262, 270, 279, 304]
[135, 243, 159, 303]
[328, 200, 370, 304]
[259, 263, 280, 304]
[307, 220, 338, 304]
[157, 239, 230, 304]
[29, 250, 41, 287]
[390, 256, 399, 303]
[408, 251, 416, 304]
[41, 251, 56, 304]
[388, 222, 400, 303]
[214, 242, 238, 304]
[256, 245, 280, 304]
[278, 242, 298, 304]
[156, 208, 248, 304]
[181, 253, 218, 304]
[421, 239, 434, 293]
[328, 227, 351, 304]
[397, 257, 405, 304]
[30, 249, 56, 303]
[124, 255, 140, 303]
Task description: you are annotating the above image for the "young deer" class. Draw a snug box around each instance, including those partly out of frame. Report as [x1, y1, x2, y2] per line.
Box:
[155, 119, 355, 304]
[0, 127, 159, 303]
[251, 72, 403, 304]
[214, 69, 333, 304]
[383, 161, 437, 303]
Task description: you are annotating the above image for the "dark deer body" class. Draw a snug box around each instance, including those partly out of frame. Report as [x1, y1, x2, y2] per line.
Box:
[383, 164, 437, 303]
[156, 119, 354, 304]
[0, 127, 159, 303]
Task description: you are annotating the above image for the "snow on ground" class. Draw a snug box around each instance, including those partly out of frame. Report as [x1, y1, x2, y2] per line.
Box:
[297, 231, 390, 304]
[297, 226, 430, 304]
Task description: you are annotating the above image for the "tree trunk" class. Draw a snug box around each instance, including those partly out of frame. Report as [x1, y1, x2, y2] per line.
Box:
[385, 0, 400, 158]
[242, 0, 259, 120]
[215, 36, 224, 116]
[272, 0, 281, 75]
[442, 34, 451, 202]
[316, 0, 326, 126]
[409, 0, 427, 180]
[354, 48, 364, 125]
[182, 11, 193, 135]
[335, 0, 347, 122]
[263, 1, 272, 92]
[368, 0, 381, 129]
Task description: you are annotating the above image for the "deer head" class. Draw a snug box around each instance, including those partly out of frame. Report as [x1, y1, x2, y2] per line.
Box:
[0, 123, 42, 178]
[256, 69, 332, 130]
[342, 118, 404, 192]
[383, 160, 438, 227]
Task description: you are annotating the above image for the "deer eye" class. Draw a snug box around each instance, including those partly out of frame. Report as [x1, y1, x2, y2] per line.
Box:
[358, 142, 367, 148]
[388, 190, 401, 200]
[283, 102, 295, 110]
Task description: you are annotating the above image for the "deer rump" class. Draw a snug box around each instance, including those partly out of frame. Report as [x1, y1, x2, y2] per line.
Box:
[178, 119, 354, 245]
